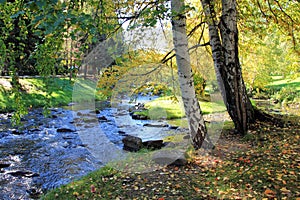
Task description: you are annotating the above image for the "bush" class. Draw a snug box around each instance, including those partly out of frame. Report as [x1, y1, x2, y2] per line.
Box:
[193, 72, 206, 98]
[272, 86, 299, 103]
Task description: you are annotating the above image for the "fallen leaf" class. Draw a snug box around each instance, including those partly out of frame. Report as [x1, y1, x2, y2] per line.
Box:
[280, 187, 291, 194]
[90, 185, 96, 193]
[264, 188, 276, 195]
[193, 187, 201, 193]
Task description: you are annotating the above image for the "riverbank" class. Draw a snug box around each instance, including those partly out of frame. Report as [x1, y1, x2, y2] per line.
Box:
[41, 116, 300, 199]
[0, 77, 104, 113]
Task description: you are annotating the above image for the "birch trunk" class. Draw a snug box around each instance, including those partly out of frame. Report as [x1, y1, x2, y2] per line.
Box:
[201, 0, 254, 134]
[171, 0, 212, 149]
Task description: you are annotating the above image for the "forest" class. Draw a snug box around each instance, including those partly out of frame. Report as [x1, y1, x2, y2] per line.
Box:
[0, 0, 299, 199]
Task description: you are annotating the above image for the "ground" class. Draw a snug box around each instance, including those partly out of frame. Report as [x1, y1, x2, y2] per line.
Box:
[42, 117, 300, 199]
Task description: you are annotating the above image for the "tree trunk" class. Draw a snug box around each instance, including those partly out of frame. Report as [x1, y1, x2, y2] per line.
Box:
[201, 0, 255, 134]
[171, 0, 213, 149]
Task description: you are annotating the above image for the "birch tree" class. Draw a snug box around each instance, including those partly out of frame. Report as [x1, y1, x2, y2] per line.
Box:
[171, 0, 213, 149]
[201, 0, 255, 134]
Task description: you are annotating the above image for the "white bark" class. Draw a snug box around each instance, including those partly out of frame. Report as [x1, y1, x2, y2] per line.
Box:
[201, 0, 227, 105]
[171, 0, 212, 149]
[201, 0, 254, 134]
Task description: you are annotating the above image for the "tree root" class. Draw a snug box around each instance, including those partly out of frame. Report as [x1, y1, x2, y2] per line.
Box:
[253, 107, 296, 128]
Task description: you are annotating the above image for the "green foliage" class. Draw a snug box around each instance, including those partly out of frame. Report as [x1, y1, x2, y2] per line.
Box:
[97, 66, 129, 99]
[0, 0, 121, 123]
[134, 82, 172, 97]
[272, 86, 299, 103]
[266, 76, 300, 103]
[193, 72, 206, 98]
[239, 1, 300, 93]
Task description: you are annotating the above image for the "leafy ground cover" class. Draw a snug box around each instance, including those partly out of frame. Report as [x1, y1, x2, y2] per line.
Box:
[42, 117, 300, 199]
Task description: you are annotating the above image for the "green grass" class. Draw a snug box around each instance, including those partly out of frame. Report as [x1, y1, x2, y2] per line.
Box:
[267, 76, 300, 92]
[134, 96, 227, 120]
[0, 78, 105, 112]
[40, 166, 121, 200]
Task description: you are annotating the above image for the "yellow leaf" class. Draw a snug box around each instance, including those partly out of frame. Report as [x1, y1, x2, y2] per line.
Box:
[73, 191, 79, 196]
[280, 187, 291, 194]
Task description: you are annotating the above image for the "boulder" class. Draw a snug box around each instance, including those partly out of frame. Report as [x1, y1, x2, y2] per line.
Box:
[142, 140, 164, 150]
[152, 149, 187, 166]
[122, 135, 143, 152]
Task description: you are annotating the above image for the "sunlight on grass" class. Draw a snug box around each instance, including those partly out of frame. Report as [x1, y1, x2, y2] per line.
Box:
[0, 77, 105, 112]
[144, 96, 227, 120]
[269, 76, 300, 91]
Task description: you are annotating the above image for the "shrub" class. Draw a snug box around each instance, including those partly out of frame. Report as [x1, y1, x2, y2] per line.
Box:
[272, 86, 299, 103]
[193, 72, 206, 98]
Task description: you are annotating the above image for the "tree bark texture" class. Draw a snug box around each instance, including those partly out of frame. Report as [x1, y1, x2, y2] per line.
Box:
[201, 0, 255, 134]
[171, 0, 212, 149]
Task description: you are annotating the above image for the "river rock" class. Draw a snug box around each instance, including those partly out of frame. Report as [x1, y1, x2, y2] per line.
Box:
[5, 170, 39, 177]
[152, 149, 187, 166]
[131, 114, 148, 120]
[122, 135, 142, 151]
[10, 129, 23, 135]
[142, 140, 164, 150]
[169, 125, 179, 130]
[98, 116, 108, 121]
[0, 162, 10, 168]
[129, 103, 146, 112]
[26, 188, 42, 199]
[57, 127, 76, 132]
[143, 123, 169, 128]
[118, 130, 127, 136]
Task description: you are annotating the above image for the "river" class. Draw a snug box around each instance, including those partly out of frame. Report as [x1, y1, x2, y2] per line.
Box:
[0, 100, 182, 199]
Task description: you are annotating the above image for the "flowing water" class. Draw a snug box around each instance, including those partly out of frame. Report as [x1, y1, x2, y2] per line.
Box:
[0, 100, 181, 199]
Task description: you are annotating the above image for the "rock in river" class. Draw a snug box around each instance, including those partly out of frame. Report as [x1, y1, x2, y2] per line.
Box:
[122, 135, 143, 151]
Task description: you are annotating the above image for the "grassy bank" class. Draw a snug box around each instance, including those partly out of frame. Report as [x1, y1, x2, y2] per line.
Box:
[268, 76, 300, 92]
[0, 78, 104, 112]
[134, 96, 227, 120]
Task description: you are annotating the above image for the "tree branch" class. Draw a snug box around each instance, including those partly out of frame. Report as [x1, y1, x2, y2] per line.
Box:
[161, 42, 210, 64]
